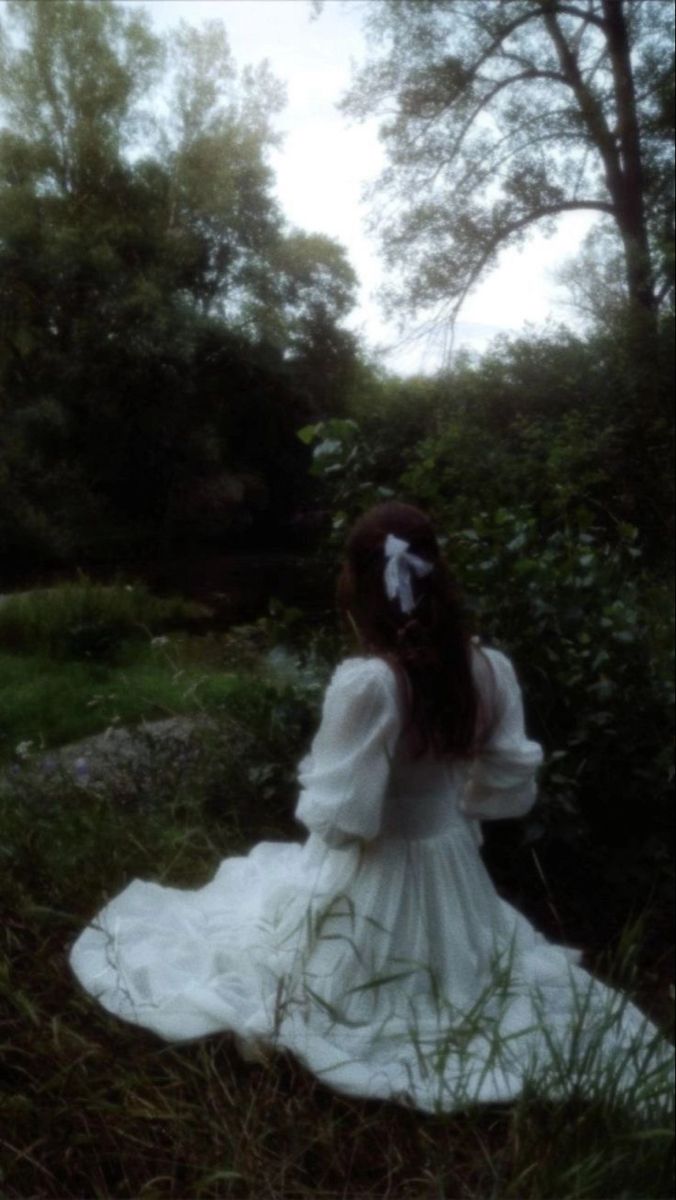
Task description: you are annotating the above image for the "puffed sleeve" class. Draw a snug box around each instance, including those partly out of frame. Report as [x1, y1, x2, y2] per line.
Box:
[295, 657, 402, 847]
[461, 648, 543, 821]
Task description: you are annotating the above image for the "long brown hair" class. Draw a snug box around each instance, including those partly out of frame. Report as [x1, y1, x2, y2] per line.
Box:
[338, 501, 484, 759]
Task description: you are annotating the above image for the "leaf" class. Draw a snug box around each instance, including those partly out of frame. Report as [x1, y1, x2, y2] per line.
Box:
[297, 424, 319, 445]
[325, 418, 359, 438]
[513, 558, 539, 576]
[344, 969, 417, 995]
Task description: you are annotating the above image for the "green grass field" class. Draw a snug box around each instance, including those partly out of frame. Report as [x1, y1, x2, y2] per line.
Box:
[0, 646, 249, 761]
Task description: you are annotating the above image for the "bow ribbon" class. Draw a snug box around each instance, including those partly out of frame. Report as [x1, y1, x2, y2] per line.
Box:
[383, 534, 433, 614]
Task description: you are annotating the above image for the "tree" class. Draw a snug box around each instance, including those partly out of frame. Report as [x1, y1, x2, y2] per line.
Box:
[270, 232, 359, 413]
[0, 0, 359, 560]
[160, 20, 285, 328]
[342, 0, 674, 347]
[556, 220, 633, 332]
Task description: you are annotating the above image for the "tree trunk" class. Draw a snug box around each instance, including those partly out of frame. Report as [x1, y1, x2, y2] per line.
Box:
[599, 1, 667, 557]
[601, 0, 657, 350]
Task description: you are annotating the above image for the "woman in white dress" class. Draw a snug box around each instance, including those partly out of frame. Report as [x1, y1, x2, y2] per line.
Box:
[70, 502, 673, 1114]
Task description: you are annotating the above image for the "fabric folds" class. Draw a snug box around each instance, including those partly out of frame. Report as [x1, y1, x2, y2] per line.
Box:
[462, 649, 544, 821]
[69, 648, 674, 1116]
[296, 657, 401, 846]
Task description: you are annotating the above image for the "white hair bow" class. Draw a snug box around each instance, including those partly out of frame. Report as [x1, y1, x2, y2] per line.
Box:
[383, 534, 433, 615]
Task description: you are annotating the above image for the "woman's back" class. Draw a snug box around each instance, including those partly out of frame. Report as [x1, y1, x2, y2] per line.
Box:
[306, 644, 542, 844]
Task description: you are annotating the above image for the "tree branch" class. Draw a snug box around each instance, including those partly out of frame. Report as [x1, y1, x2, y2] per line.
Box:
[408, 123, 599, 199]
[470, 0, 606, 80]
[654, 277, 673, 308]
[548, 2, 608, 30]
[447, 199, 615, 322]
[434, 68, 571, 165]
[541, 1, 623, 203]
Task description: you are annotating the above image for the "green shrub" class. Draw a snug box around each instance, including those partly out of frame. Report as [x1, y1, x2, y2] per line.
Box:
[0, 636, 327, 767]
[0, 579, 211, 660]
[299, 402, 674, 935]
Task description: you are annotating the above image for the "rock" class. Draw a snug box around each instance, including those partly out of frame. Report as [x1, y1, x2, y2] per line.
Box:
[6, 716, 216, 793]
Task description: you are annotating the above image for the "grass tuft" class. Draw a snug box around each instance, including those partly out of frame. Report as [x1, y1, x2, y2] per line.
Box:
[0, 578, 210, 659]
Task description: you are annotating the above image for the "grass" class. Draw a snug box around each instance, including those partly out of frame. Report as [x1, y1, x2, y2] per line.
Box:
[0, 580, 331, 766]
[0, 577, 243, 761]
[0, 645, 251, 762]
[1, 580, 673, 1197]
[2, 758, 674, 1200]
[0, 577, 210, 658]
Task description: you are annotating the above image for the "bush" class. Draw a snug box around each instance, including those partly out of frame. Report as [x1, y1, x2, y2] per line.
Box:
[298, 362, 674, 949]
[0, 579, 211, 661]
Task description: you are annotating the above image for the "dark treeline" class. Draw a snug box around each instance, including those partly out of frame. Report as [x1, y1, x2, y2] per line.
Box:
[0, 0, 360, 571]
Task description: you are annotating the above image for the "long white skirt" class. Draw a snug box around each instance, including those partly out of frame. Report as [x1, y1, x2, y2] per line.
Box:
[70, 825, 674, 1115]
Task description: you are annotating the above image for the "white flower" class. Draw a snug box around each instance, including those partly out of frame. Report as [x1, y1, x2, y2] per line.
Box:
[15, 740, 34, 759]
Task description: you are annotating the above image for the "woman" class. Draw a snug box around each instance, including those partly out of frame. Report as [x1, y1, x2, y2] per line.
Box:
[70, 502, 673, 1114]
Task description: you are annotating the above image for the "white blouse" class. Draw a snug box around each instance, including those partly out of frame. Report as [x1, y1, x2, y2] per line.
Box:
[295, 646, 544, 848]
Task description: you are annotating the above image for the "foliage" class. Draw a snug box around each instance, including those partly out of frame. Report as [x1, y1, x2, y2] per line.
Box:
[0, 657, 320, 776]
[342, 0, 674, 339]
[299, 327, 675, 940]
[426, 508, 672, 844]
[305, 326, 673, 553]
[0, 575, 332, 765]
[299, 415, 397, 545]
[0, 579, 209, 659]
[0, 0, 359, 564]
[557, 219, 638, 333]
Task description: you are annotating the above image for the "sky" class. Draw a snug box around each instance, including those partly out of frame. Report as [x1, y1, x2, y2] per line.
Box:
[68, 2, 604, 371]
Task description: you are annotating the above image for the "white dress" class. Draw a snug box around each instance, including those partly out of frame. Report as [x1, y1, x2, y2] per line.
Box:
[70, 647, 674, 1115]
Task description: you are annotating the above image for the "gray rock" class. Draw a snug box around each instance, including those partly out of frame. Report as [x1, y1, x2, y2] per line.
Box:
[8, 716, 216, 792]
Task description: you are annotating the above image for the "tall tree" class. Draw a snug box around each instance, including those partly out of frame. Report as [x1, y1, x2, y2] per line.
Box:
[342, 0, 674, 348]
[160, 20, 285, 327]
[0, 0, 359, 561]
[269, 231, 359, 413]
